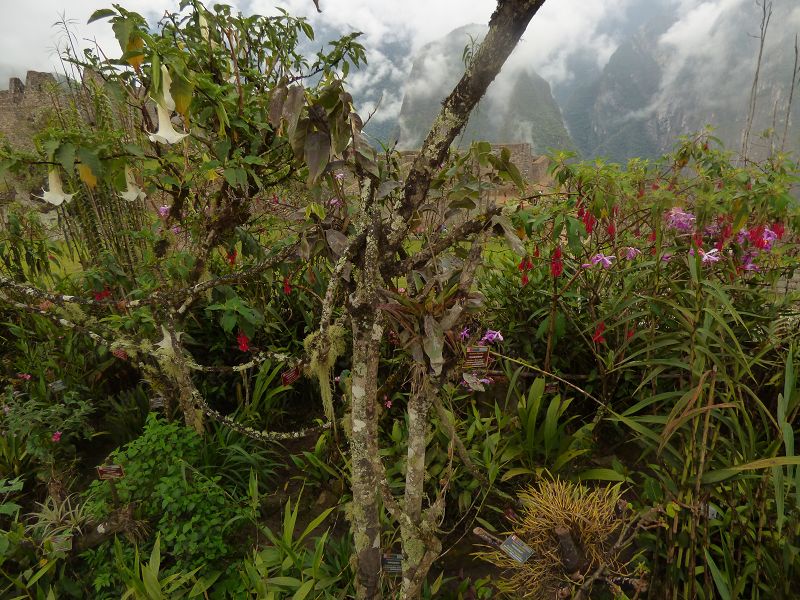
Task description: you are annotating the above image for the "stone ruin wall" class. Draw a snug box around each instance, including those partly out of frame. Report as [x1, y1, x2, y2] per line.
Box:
[0, 71, 66, 151]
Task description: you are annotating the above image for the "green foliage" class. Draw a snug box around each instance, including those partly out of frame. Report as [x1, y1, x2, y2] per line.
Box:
[1, 386, 94, 473]
[83, 415, 252, 594]
[238, 494, 350, 599]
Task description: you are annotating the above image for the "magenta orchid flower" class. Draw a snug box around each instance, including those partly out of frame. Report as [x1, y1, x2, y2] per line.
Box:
[666, 207, 696, 232]
[480, 330, 503, 344]
[51, 431, 62, 443]
[582, 253, 615, 269]
[459, 327, 470, 341]
[624, 247, 641, 260]
[158, 205, 170, 218]
[699, 248, 721, 263]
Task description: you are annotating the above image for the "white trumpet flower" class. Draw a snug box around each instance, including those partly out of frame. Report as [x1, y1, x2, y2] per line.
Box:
[148, 102, 188, 145]
[36, 168, 75, 206]
[119, 166, 146, 202]
[160, 65, 175, 111]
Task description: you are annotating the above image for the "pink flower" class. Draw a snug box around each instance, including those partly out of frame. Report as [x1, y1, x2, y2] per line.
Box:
[17, 373, 32, 381]
[666, 207, 696, 232]
[51, 431, 62, 443]
[480, 330, 503, 344]
[582, 253, 615, 269]
[740, 252, 760, 272]
[171, 225, 181, 235]
[158, 205, 170, 218]
[624, 247, 641, 260]
[384, 396, 392, 409]
[699, 248, 721, 264]
[661, 254, 672, 262]
[459, 327, 470, 341]
[334, 172, 345, 181]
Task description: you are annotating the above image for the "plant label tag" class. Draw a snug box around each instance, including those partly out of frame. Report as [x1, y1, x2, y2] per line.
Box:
[97, 464, 125, 480]
[50, 534, 73, 552]
[381, 553, 403, 575]
[464, 346, 489, 369]
[500, 535, 533, 563]
[149, 396, 164, 410]
[48, 380, 66, 393]
[281, 365, 301, 386]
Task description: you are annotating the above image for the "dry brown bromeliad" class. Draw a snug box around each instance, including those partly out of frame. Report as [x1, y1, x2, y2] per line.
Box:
[476, 479, 646, 598]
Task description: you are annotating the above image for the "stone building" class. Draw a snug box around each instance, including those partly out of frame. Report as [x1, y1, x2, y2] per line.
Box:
[0, 71, 67, 151]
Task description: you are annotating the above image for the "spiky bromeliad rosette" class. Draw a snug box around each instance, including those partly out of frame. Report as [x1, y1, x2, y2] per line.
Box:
[476, 479, 640, 598]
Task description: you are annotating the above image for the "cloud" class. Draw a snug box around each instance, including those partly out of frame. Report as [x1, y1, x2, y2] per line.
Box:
[0, 0, 179, 88]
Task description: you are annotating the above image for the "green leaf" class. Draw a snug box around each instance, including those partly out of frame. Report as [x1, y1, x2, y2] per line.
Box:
[170, 66, 194, 117]
[112, 17, 135, 54]
[188, 572, 221, 597]
[298, 506, 335, 544]
[292, 580, 314, 600]
[55, 143, 75, 173]
[501, 467, 534, 482]
[88, 8, 117, 23]
[703, 456, 800, 484]
[704, 550, 731, 600]
[304, 130, 330, 184]
[577, 468, 627, 482]
[77, 147, 103, 179]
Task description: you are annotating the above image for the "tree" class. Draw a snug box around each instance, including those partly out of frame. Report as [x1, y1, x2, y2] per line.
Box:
[0, 1, 548, 598]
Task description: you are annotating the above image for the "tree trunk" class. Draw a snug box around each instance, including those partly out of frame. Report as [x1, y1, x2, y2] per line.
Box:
[400, 377, 434, 598]
[349, 311, 384, 598]
[348, 185, 384, 599]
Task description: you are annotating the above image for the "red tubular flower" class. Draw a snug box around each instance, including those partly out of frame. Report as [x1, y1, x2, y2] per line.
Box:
[283, 277, 292, 295]
[592, 322, 607, 344]
[626, 327, 635, 340]
[227, 249, 237, 265]
[94, 288, 111, 301]
[648, 231, 657, 242]
[237, 330, 250, 352]
[693, 231, 703, 248]
[521, 272, 529, 286]
[748, 225, 767, 249]
[582, 211, 596, 234]
[550, 246, 564, 278]
[606, 222, 616, 237]
[773, 222, 785, 240]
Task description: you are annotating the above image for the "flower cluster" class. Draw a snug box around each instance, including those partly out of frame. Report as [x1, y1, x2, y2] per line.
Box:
[666, 207, 696, 232]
